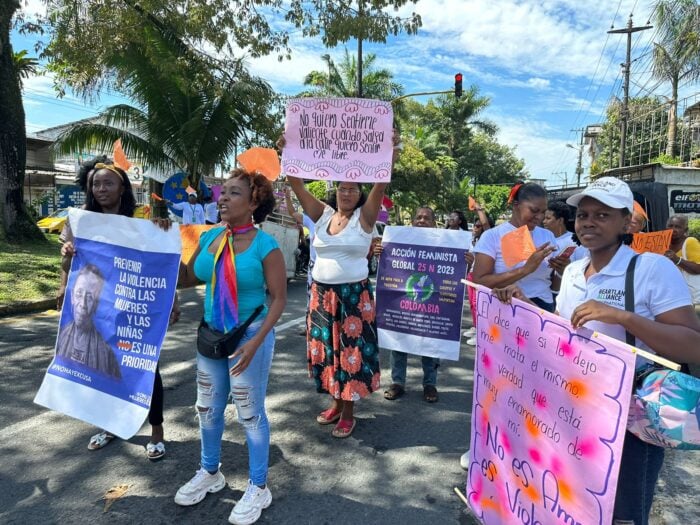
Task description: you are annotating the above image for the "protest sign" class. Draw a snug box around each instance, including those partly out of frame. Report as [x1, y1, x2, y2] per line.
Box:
[281, 97, 394, 183]
[501, 226, 536, 267]
[465, 284, 636, 525]
[180, 224, 215, 265]
[376, 226, 471, 360]
[35, 210, 181, 439]
[631, 230, 672, 255]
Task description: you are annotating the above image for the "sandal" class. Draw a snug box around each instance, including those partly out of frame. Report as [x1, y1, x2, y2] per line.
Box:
[87, 430, 115, 450]
[316, 408, 342, 425]
[384, 383, 405, 401]
[423, 385, 439, 403]
[331, 418, 356, 438]
[146, 441, 166, 461]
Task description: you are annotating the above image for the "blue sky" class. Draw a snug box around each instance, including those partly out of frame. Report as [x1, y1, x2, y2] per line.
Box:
[15, 0, 683, 187]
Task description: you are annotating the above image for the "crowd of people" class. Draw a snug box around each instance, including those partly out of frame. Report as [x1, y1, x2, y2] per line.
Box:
[55, 148, 700, 525]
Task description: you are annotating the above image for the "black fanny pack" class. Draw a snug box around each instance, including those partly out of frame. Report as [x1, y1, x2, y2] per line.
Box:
[196, 305, 264, 359]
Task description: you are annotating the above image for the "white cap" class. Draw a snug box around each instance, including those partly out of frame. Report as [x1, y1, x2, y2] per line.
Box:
[189, 192, 198, 198]
[566, 177, 634, 212]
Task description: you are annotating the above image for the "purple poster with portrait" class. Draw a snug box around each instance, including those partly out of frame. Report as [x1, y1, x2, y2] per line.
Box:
[281, 97, 393, 183]
[376, 226, 471, 360]
[35, 209, 181, 439]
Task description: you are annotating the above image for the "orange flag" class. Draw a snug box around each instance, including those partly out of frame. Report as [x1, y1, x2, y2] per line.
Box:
[237, 147, 280, 181]
[113, 139, 132, 171]
[180, 225, 216, 265]
[468, 196, 477, 211]
[631, 230, 672, 255]
[150, 192, 164, 201]
[501, 225, 536, 267]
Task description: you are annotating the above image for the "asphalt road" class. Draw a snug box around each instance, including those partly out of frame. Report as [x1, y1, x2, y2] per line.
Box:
[0, 280, 697, 525]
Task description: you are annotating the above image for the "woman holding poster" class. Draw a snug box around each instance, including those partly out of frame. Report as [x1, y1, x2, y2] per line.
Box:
[280, 135, 398, 439]
[174, 169, 286, 525]
[472, 182, 558, 312]
[59, 159, 178, 460]
[496, 177, 700, 525]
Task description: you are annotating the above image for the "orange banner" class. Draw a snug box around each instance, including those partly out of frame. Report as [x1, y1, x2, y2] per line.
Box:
[500, 225, 536, 267]
[631, 229, 672, 255]
[180, 224, 216, 264]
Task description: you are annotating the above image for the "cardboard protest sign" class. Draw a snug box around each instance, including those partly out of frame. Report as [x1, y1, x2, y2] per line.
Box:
[501, 225, 536, 267]
[376, 227, 471, 360]
[35, 210, 181, 439]
[631, 230, 672, 255]
[180, 224, 216, 265]
[466, 284, 636, 525]
[282, 97, 394, 183]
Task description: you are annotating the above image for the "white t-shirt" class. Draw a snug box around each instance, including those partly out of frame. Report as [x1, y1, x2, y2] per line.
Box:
[474, 222, 557, 303]
[204, 202, 219, 223]
[303, 213, 317, 263]
[312, 206, 372, 285]
[556, 245, 692, 369]
[172, 201, 205, 225]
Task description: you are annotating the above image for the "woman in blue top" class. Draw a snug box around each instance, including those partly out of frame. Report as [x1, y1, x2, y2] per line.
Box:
[174, 169, 286, 525]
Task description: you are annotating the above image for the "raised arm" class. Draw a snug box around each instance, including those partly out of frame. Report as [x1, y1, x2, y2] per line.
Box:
[359, 183, 388, 232]
[277, 135, 326, 221]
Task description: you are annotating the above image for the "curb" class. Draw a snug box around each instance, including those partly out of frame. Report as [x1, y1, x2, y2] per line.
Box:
[0, 298, 56, 318]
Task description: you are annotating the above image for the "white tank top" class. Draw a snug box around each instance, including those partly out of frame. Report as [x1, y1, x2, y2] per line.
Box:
[312, 205, 372, 284]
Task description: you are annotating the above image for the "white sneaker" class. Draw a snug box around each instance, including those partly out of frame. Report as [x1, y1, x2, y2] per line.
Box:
[228, 480, 272, 525]
[466, 337, 477, 346]
[463, 327, 476, 338]
[460, 450, 470, 470]
[174, 467, 226, 506]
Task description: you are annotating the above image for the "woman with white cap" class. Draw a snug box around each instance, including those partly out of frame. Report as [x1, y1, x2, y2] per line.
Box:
[495, 176, 700, 525]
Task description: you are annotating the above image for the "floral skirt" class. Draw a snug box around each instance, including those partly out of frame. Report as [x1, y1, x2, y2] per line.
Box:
[307, 279, 380, 401]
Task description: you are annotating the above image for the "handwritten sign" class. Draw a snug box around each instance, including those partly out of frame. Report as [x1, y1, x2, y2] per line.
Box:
[376, 227, 471, 360]
[466, 284, 636, 525]
[35, 210, 181, 439]
[631, 229, 672, 255]
[281, 97, 393, 183]
[501, 225, 536, 267]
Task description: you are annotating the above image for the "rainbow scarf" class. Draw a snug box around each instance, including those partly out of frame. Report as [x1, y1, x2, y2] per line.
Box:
[209, 223, 255, 332]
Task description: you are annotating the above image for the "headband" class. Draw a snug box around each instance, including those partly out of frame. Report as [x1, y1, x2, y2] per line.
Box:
[94, 163, 126, 181]
[507, 183, 523, 204]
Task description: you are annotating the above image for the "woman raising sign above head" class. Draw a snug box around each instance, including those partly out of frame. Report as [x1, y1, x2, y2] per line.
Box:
[471, 182, 558, 312]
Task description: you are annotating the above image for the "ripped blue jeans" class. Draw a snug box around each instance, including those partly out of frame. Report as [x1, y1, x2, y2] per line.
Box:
[196, 321, 274, 485]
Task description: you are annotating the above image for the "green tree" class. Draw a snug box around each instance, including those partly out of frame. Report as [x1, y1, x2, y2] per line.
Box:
[300, 49, 403, 101]
[652, 0, 700, 156]
[52, 24, 273, 194]
[12, 50, 39, 88]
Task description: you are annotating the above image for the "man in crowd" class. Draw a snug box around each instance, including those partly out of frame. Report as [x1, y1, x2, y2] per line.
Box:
[168, 192, 205, 225]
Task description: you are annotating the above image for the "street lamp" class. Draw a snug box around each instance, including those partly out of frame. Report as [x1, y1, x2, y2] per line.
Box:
[566, 143, 584, 187]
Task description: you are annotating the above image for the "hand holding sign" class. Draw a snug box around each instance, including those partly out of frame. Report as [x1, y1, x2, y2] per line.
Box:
[631, 230, 672, 254]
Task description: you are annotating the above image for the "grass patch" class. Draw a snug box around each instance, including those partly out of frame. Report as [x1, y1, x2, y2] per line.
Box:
[0, 234, 62, 306]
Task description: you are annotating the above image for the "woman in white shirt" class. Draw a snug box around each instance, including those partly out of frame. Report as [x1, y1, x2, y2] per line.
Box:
[472, 183, 558, 311]
[495, 177, 700, 525]
[286, 176, 387, 439]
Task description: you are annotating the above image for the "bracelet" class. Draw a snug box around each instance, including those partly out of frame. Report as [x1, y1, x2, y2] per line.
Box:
[677, 257, 683, 266]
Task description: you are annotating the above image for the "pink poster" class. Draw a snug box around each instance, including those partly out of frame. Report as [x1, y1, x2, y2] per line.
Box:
[466, 284, 636, 525]
[281, 98, 394, 183]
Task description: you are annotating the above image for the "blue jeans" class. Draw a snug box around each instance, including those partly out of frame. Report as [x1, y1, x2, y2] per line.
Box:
[613, 431, 665, 525]
[195, 321, 274, 486]
[389, 351, 439, 386]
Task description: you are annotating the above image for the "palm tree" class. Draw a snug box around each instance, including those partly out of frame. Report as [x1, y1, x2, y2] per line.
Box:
[300, 49, 403, 101]
[52, 24, 274, 192]
[652, 0, 700, 156]
[12, 50, 39, 88]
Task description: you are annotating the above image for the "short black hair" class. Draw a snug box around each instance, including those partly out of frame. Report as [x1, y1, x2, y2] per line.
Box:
[326, 183, 367, 211]
[75, 155, 109, 191]
[547, 201, 571, 222]
[512, 182, 546, 203]
[448, 210, 469, 230]
[414, 206, 436, 221]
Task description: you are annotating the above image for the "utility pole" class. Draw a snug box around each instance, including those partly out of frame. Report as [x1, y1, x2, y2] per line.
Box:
[572, 128, 584, 186]
[608, 15, 652, 168]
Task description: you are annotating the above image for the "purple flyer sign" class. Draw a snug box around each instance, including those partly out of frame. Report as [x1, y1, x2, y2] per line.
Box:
[376, 227, 471, 360]
[281, 97, 394, 183]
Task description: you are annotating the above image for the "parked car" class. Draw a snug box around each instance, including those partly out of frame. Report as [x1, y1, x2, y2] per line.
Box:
[36, 208, 71, 234]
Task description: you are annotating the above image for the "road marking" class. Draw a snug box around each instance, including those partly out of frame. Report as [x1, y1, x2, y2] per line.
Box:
[275, 315, 306, 333]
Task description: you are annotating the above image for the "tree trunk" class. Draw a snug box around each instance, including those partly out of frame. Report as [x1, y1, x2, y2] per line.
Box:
[0, 0, 44, 242]
[666, 77, 679, 157]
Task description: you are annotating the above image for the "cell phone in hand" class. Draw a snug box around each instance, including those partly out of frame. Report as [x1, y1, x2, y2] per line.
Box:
[558, 245, 576, 259]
